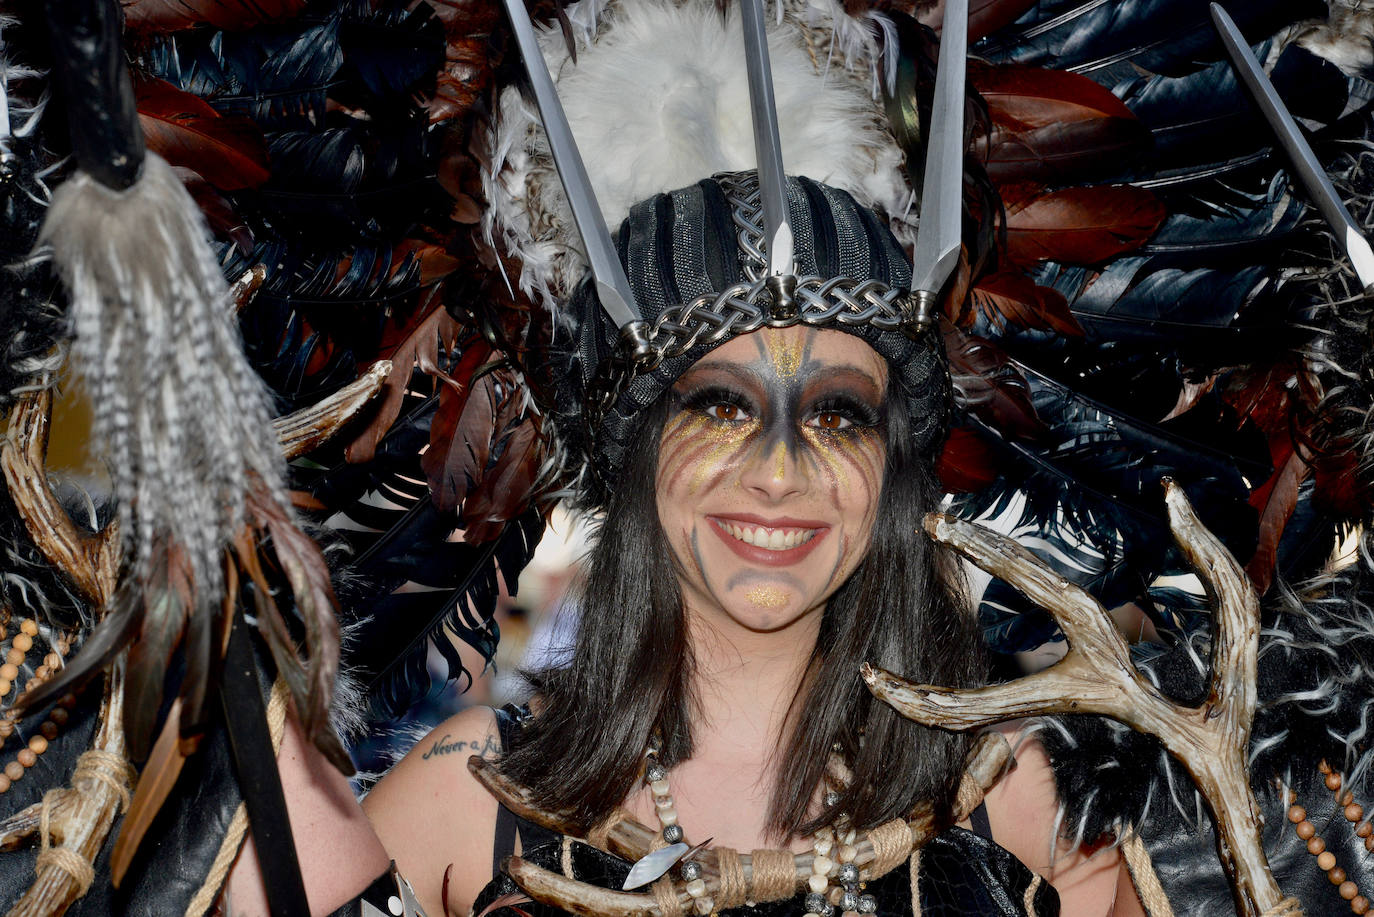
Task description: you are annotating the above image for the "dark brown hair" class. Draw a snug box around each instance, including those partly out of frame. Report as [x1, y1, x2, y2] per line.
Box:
[497, 381, 985, 837]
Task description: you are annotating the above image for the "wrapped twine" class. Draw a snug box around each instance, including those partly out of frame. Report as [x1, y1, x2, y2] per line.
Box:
[35, 749, 133, 895]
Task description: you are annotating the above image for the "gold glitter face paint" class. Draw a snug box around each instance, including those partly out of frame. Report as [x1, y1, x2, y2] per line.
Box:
[745, 585, 789, 608]
[763, 332, 804, 379]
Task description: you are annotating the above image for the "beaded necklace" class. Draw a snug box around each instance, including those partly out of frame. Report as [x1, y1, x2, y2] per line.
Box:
[0, 610, 74, 795]
[643, 745, 877, 917]
[1284, 761, 1373, 914]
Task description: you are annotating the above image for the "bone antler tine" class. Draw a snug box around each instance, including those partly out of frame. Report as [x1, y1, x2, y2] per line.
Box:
[875, 495, 1288, 915]
[504, 857, 658, 917]
[273, 360, 392, 460]
[1, 390, 119, 608]
[922, 513, 1130, 664]
[1161, 480, 1261, 707]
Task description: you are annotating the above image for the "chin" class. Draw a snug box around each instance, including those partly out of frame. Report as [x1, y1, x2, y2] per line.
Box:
[718, 589, 822, 634]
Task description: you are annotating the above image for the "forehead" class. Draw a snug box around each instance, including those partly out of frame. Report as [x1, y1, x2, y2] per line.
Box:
[687, 327, 889, 386]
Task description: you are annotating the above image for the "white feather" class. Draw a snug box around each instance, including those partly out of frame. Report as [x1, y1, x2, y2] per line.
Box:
[484, 0, 911, 310]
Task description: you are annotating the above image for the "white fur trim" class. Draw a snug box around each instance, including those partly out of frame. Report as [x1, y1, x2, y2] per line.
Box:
[483, 0, 914, 311]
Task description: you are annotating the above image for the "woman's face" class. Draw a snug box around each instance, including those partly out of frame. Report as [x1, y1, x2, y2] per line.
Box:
[656, 327, 888, 634]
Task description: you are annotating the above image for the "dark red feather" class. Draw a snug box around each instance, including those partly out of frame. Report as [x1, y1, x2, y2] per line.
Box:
[970, 62, 1150, 183]
[135, 77, 270, 190]
[122, 0, 310, 34]
[937, 425, 1001, 493]
[1001, 183, 1165, 266]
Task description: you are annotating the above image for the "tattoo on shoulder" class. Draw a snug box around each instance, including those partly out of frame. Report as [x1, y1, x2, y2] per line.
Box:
[421, 732, 501, 761]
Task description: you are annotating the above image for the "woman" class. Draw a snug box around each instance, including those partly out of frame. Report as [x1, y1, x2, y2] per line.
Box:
[362, 168, 1139, 916]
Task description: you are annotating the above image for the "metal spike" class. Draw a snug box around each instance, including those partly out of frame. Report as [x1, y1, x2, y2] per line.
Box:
[499, 0, 644, 331]
[1211, 3, 1374, 292]
[739, 0, 794, 277]
[906, 0, 969, 331]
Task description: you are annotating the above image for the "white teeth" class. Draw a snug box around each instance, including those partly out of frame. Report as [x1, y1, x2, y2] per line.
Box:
[720, 522, 816, 551]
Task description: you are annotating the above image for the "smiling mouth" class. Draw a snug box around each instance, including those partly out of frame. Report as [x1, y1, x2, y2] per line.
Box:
[706, 516, 829, 566]
[718, 521, 818, 551]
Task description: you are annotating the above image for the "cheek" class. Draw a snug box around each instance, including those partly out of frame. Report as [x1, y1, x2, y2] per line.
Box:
[799, 430, 885, 526]
[656, 413, 756, 500]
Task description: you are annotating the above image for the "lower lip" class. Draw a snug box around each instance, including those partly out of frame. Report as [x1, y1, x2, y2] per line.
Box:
[708, 519, 830, 567]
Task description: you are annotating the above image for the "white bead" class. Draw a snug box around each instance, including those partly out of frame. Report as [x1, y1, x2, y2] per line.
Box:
[685, 879, 706, 897]
[655, 795, 675, 809]
[808, 874, 829, 894]
[650, 779, 671, 796]
[694, 897, 714, 915]
[813, 837, 833, 857]
[658, 808, 678, 825]
[839, 844, 857, 863]
[812, 855, 834, 876]
[842, 829, 856, 844]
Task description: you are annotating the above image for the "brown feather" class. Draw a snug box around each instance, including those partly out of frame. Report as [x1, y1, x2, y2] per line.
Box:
[423, 361, 502, 513]
[460, 414, 542, 542]
[968, 271, 1083, 336]
[1001, 183, 1166, 266]
[345, 304, 468, 464]
[123, 541, 194, 762]
[1245, 447, 1309, 595]
[111, 698, 189, 887]
[944, 324, 1046, 441]
[246, 485, 352, 773]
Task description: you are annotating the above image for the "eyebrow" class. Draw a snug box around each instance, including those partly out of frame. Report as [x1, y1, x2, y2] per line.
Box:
[683, 359, 885, 395]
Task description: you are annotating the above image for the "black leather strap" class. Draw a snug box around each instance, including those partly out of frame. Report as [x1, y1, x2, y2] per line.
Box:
[221, 609, 311, 917]
[970, 801, 993, 841]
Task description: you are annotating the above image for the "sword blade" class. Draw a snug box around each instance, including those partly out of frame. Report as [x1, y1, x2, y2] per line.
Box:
[1211, 2, 1374, 290]
[740, 0, 794, 276]
[909, 0, 968, 297]
[500, 0, 640, 326]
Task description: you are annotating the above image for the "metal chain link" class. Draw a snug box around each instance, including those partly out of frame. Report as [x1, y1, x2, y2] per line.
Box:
[584, 273, 910, 432]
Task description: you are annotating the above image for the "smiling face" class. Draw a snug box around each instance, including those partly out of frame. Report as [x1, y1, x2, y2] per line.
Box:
[655, 327, 889, 635]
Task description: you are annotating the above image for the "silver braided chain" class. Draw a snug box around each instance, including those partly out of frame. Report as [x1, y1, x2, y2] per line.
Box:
[585, 273, 911, 431]
[717, 171, 769, 282]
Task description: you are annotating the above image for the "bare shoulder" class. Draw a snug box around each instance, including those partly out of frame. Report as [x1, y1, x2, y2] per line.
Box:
[979, 724, 1135, 916]
[363, 706, 506, 917]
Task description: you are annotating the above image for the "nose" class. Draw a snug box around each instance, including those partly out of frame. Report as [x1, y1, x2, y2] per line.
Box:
[740, 439, 810, 502]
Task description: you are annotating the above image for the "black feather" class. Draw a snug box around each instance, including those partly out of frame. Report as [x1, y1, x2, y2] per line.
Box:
[977, 0, 1326, 80]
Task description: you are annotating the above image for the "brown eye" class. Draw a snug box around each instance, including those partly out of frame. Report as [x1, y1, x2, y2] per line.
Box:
[813, 411, 850, 431]
[708, 403, 745, 421]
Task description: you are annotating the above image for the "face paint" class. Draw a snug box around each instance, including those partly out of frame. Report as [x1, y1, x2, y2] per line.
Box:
[656, 327, 888, 635]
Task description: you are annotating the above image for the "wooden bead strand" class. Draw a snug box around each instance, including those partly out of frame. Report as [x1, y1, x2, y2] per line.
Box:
[1285, 764, 1372, 915]
[0, 621, 73, 796]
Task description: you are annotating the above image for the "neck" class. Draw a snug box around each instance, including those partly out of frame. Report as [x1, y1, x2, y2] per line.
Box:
[683, 602, 822, 750]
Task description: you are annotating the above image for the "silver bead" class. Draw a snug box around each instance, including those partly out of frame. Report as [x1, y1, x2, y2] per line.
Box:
[646, 764, 667, 783]
[841, 891, 860, 911]
[857, 894, 877, 913]
[680, 861, 701, 881]
[838, 864, 860, 885]
[824, 791, 841, 807]
[804, 893, 832, 916]
[662, 824, 684, 844]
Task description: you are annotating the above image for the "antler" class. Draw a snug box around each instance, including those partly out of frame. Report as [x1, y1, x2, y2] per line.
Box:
[273, 360, 391, 460]
[0, 391, 119, 609]
[1, 668, 130, 917]
[863, 481, 1287, 917]
[471, 733, 1011, 917]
